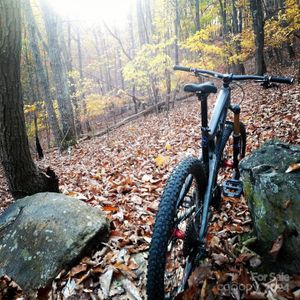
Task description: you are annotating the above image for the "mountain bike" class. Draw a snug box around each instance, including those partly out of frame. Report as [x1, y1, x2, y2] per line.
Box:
[147, 65, 294, 300]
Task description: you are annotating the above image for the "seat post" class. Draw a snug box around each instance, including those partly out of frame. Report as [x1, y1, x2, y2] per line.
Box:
[197, 92, 210, 166]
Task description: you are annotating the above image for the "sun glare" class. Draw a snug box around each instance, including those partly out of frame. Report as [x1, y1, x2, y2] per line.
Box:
[49, 0, 136, 25]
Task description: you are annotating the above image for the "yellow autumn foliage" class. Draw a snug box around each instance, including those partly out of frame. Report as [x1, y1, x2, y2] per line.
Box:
[265, 0, 300, 48]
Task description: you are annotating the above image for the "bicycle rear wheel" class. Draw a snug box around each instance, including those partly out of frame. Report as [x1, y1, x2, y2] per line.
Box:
[147, 157, 207, 300]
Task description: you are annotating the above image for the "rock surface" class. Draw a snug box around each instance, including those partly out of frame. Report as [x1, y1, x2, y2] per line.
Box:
[240, 140, 300, 273]
[0, 192, 110, 294]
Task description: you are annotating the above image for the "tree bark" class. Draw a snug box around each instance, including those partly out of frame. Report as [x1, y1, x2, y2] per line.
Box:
[231, 0, 245, 74]
[92, 30, 107, 94]
[40, 0, 77, 147]
[195, 0, 201, 31]
[76, 28, 91, 132]
[136, 0, 147, 46]
[174, 0, 180, 64]
[219, 0, 228, 38]
[65, 23, 83, 136]
[250, 0, 267, 75]
[0, 0, 58, 198]
[23, 0, 62, 146]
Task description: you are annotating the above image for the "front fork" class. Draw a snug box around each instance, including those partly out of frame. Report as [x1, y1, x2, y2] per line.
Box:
[230, 104, 241, 179]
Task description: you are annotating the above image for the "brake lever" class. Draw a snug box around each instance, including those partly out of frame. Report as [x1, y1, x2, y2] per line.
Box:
[254, 80, 279, 89]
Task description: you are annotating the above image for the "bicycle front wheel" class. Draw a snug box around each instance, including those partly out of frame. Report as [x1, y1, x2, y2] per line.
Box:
[147, 157, 207, 300]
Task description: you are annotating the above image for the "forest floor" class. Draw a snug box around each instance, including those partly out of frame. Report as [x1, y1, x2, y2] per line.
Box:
[0, 79, 300, 299]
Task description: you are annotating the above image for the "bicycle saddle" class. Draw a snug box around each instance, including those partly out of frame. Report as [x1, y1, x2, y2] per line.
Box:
[184, 82, 217, 94]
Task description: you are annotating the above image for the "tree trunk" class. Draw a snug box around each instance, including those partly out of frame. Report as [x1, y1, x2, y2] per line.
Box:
[132, 85, 138, 114]
[165, 69, 171, 111]
[195, 0, 201, 31]
[231, 0, 245, 74]
[0, 0, 58, 199]
[66, 23, 83, 136]
[40, 0, 76, 147]
[23, 37, 44, 160]
[219, 0, 228, 38]
[250, 0, 267, 75]
[145, 0, 153, 41]
[174, 0, 180, 64]
[23, 0, 62, 147]
[136, 0, 147, 46]
[76, 29, 91, 132]
[92, 30, 107, 94]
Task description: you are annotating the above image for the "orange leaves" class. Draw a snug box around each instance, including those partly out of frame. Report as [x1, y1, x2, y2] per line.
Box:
[102, 205, 119, 212]
[69, 263, 88, 277]
[5, 79, 296, 299]
[285, 162, 300, 173]
[269, 234, 284, 259]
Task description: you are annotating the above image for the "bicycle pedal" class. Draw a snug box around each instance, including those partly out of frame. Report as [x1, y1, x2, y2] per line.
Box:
[222, 179, 243, 198]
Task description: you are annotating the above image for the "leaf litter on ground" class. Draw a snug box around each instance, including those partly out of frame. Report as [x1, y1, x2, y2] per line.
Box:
[0, 76, 299, 299]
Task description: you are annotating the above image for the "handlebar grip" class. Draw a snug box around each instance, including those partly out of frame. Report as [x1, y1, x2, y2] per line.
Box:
[269, 76, 294, 85]
[173, 65, 192, 72]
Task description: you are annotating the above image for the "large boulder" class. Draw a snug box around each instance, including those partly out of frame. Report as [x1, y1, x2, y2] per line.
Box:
[0, 192, 110, 295]
[240, 140, 300, 273]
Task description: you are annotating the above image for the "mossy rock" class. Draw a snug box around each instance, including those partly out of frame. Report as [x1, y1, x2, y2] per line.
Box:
[0, 192, 110, 295]
[240, 140, 300, 273]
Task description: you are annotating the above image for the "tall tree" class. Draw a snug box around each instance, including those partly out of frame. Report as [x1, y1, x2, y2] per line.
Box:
[136, 0, 148, 46]
[23, 0, 63, 146]
[76, 28, 91, 132]
[64, 23, 83, 135]
[195, 0, 201, 31]
[219, 0, 228, 38]
[174, 0, 180, 64]
[250, 0, 267, 75]
[40, 0, 77, 147]
[0, 0, 58, 198]
[231, 0, 245, 74]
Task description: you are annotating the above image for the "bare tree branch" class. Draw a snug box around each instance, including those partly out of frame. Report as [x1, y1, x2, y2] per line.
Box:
[103, 22, 132, 60]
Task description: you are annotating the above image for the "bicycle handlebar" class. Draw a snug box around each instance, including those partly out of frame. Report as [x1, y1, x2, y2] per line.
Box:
[173, 65, 294, 85]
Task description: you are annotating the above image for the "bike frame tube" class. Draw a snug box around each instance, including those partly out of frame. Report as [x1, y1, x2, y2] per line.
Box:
[208, 87, 230, 139]
[179, 84, 232, 291]
[198, 84, 231, 240]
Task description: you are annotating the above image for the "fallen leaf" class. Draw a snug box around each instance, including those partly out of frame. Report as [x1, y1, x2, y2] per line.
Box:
[235, 252, 255, 264]
[155, 154, 169, 167]
[141, 174, 152, 182]
[200, 278, 208, 300]
[285, 162, 300, 173]
[100, 268, 114, 298]
[269, 234, 284, 259]
[77, 270, 91, 285]
[102, 205, 119, 212]
[69, 264, 87, 277]
[62, 279, 76, 298]
[188, 264, 212, 287]
[122, 279, 142, 300]
[165, 142, 172, 150]
[282, 199, 292, 209]
[211, 253, 229, 265]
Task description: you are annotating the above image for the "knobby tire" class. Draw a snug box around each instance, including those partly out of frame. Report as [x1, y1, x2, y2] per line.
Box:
[147, 157, 207, 300]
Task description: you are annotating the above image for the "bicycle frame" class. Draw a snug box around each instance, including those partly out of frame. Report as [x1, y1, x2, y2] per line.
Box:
[151, 65, 294, 298]
[198, 83, 232, 240]
[179, 83, 235, 292]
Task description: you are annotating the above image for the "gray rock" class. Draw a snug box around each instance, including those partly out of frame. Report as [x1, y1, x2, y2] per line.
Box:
[0, 192, 110, 294]
[240, 140, 300, 273]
